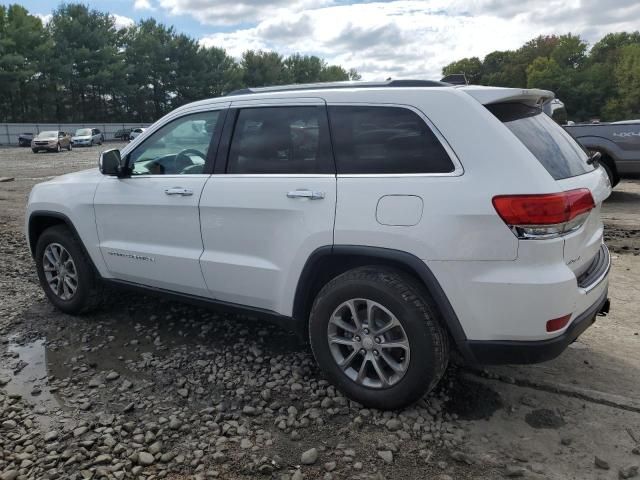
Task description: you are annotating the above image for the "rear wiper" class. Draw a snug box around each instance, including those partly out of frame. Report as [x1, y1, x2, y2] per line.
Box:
[586, 151, 601, 165]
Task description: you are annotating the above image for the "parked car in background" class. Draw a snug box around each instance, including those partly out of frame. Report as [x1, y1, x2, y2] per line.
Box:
[72, 128, 104, 147]
[26, 81, 611, 409]
[32, 131, 72, 153]
[129, 127, 146, 140]
[18, 132, 34, 147]
[564, 121, 640, 187]
[114, 128, 132, 141]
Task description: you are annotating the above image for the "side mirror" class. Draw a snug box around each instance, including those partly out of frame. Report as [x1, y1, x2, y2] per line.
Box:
[99, 149, 124, 176]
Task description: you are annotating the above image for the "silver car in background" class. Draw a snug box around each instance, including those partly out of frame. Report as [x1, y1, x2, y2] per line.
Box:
[71, 128, 104, 147]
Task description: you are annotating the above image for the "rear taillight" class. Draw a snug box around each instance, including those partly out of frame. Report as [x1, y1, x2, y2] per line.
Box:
[492, 189, 595, 239]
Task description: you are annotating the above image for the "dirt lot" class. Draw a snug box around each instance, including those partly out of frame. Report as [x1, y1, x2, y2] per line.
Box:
[0, 145, 639, 480]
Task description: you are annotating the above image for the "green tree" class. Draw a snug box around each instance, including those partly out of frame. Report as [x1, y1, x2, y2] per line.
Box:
[612, 44, 640, 118]
[0, 5, 51, 121]
[442, 57, 482, 83]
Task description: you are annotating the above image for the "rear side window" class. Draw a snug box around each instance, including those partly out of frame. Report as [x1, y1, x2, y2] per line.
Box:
[227, 106, 333, 174]
[486, 103, 594, 180]
[328, 106, 454, 174]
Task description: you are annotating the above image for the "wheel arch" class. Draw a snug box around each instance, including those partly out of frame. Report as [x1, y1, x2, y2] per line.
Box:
[28, 212, 98, 275]
[293, 245, 473, 361]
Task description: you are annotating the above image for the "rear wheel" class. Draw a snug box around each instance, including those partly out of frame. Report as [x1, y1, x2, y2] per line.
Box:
[35, 225, 104, 314]
[67, 142, 72, 151]
[309, 267, 449, 409]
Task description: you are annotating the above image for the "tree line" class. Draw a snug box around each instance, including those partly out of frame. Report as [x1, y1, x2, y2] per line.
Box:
[0, 4, 360, 123]
[443, 32, 640, 122]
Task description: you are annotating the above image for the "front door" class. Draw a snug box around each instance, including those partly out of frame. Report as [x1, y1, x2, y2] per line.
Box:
[94, 105, 227, 296]
[199, 100, 337, 315]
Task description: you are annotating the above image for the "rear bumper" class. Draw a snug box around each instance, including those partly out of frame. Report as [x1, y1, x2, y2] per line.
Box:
[466, 288, 609, 364]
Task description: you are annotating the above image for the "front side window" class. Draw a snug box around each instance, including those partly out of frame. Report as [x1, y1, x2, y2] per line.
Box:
[128, 111, 220, 175]
[328, 106, 455, 174]
[227, 106, 333, 174]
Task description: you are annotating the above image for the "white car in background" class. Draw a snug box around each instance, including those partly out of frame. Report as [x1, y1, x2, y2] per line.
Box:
[71, 128, 104, 147]
[129, 127, 146, 140]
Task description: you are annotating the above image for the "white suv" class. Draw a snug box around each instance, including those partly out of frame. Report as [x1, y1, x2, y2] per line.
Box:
[26, 80, 611, 409]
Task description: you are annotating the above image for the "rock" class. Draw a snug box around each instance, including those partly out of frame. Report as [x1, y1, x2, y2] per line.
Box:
[450, 451, 475, 465]
[619, 465, 639, 479]
[106, 371, 120, 381]
[378, 450, 393, 464]
[1, 471, 19, 480]
[242, 405, 257, 416]
[504, 465, 526, 477]
[0, 376, 10, 386]
[138, 452, 155, 466]
[324, 461, 336, 472]
[560, 436, 573, 446]
[93, 454, 112, 465]
[169, 417, 182, 430]
[595, 456, 610, 470]
[177, 388, 189, 398]
[301, 448, 319, 465]
[292, 470, 303, 480]
[386, 419, 402, 431]
[240, 439, 253, 449]
[148, 441, 162, 454]
[44, 431, 59, 442]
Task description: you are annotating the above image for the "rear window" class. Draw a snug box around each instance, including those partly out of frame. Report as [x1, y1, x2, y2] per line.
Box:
[328, 106, 455, 174]
[487, 103, 594, 180]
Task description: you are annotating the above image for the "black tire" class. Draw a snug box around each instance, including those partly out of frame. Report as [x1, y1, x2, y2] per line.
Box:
[600, 162, 619, 188]
[309, 267, 449, 410]
[32, 149, 38, 153]
[56, 143, 61, 152]
[67, 142, 72, 151]
[35, 225, 104, 314]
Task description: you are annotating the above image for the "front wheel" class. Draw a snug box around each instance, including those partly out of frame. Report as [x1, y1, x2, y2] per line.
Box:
[32, 149, 38, 153]
[309, 267, 449, 410]
[35, 225, 104, 314]
[56, 143, 61, 152]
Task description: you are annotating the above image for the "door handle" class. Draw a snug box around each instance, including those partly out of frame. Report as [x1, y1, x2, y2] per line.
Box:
[164, 187, 193, 196]
[287, 189, 325, 200]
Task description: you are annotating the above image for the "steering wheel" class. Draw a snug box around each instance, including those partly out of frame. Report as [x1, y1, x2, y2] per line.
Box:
[174, 148, 206, 173]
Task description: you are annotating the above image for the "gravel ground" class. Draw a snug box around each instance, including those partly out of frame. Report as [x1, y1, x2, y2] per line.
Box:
[1, 145, 639, 480]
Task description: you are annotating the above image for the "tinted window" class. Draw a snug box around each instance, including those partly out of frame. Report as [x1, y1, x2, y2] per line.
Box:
[328, 106, 454, 174]
[227, 106, 332, 174]
[487, 102, 594, 180]
[128, 110, 220, 175]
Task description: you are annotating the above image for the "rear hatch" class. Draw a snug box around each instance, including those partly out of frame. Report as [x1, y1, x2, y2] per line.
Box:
[462, 87, 611, 278]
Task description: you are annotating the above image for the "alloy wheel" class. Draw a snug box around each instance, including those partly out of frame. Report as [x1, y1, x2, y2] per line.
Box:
[327, 298, 410, 388]
[43, 243, 78, 300]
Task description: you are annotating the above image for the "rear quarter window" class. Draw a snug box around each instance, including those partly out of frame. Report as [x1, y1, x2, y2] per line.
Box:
[328, 106, 455, 174]
[486, 102, 594, 180]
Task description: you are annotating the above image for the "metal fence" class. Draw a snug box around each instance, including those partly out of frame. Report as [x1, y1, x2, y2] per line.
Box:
[0, 123, 151, 146]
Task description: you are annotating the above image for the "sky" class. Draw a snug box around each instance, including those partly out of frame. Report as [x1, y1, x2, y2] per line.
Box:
[13, 0, 640, 80]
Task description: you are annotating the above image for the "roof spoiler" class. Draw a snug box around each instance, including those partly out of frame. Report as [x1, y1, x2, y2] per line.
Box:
[440, 74, 468, 85]
[459, 86, 555, 107]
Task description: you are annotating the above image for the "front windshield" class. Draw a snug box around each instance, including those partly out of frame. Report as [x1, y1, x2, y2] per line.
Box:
[37, 131, 58, 139]
[75, 128, 91, 136]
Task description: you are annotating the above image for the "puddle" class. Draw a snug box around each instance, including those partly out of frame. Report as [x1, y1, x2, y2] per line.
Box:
[2, 336, 62, 411]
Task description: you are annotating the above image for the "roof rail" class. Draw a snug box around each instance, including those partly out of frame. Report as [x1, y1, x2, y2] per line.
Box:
[226, 79, 449, 96]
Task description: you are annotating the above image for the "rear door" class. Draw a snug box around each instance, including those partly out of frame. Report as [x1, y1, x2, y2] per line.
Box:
[198, 98, 336, 314]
